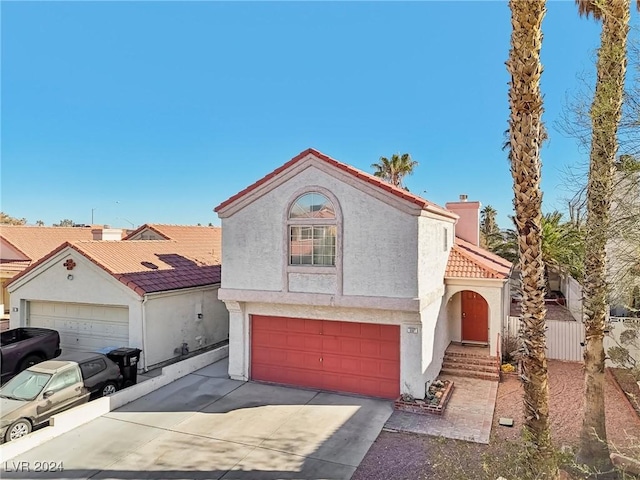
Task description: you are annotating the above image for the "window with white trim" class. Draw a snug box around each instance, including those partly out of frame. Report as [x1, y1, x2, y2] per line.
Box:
[288, 192, 336, 266]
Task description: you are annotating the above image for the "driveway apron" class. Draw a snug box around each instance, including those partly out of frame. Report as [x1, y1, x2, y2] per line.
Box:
[1, 358, 393, 480]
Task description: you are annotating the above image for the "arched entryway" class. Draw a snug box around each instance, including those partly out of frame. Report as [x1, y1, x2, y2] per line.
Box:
[461, 290, 489, 344]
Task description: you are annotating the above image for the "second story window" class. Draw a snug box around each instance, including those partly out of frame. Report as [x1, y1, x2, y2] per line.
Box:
[289, 192, 336, 266]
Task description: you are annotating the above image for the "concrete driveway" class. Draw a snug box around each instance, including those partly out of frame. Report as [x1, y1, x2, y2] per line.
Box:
[1, 358, 393, 480]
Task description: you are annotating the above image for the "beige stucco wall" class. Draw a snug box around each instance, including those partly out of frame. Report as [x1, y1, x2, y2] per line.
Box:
[217, 157, 472, 398]
[443, 279, 508, 355]
[7, 249, 227, 370]
[8, 251, 145, 360]
[417, 216, 453, 298]
[220, 164, 421, 298]
[445, 200, 481, 246]
[144, 286, 229, 368]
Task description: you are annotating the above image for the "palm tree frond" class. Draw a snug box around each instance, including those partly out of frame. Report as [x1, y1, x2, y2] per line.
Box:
[576, 0, 603, 19]
[371, 153, 418, 189]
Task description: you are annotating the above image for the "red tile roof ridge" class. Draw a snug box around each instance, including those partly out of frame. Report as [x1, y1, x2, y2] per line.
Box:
[75, 239, 178, 244]
[454, 237, 512, 269]
[450, 245, 501, 278]
[0, 225, 95, 260]
[122, 224, 171, 240]
[0, 225, 91, 230]
[0, 236, 30, 260]
[122, 223, 220, 241]
[445, 238, 512, 280]
[214, 148, 457, 220]
[6, 242, 75, 287]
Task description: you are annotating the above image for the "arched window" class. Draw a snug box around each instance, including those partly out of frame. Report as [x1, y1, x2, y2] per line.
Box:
[288, 192, 336, 266]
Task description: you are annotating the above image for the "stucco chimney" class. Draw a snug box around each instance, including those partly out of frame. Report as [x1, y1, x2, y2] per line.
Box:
[91, 227, 123, 241]
[445, 195, 481, 246]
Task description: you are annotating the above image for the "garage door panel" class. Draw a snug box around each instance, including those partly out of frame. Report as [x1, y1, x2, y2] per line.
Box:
[251, 316, 400, 399]
[252, 315, 287, 332]
[359, 323, 383, 339]
[381, 324, 400, 340]
[360, 340, 381, 356]
[293, 318, 322, 334]
[380, 361, 400, 379]
[321, 354, 358, 374]
[336, 337, 357, 356]
[380, 342, 401, 360]
[303, 336, 323, 351]
[329, 321, 361, 338]
[266, 332, 289, 348]
[251, 329, 271, 345]
[29, 301, 128, 354]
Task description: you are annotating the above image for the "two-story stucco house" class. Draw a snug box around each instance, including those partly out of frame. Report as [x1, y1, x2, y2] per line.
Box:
[215, 149, 512, 399]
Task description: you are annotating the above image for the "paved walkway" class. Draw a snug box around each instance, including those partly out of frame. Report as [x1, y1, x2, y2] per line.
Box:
[384, 376, 499, 444]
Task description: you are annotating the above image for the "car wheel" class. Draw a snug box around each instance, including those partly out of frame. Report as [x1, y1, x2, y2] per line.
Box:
[18, 354, 42, 372]
[5, 419, 32, 442]
[101, 382, 118, 397]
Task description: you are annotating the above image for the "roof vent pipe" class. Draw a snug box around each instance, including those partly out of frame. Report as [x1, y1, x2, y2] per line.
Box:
[459, 194, 468, 202]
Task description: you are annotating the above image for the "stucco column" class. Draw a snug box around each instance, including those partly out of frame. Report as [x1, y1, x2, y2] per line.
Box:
[401, 323, 424, 398]
[223, 300, 248, 381]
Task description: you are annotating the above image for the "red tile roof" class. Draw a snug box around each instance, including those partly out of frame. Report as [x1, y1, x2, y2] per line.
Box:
[123, 224, 222, 264]
[214, 148, 457, 220]
[8, 229, 222, 296]
[0, 225, 94, 262]
[70, 241, 221, 295]
[445, 237, 512, 280]
[6, 240, 221, 295]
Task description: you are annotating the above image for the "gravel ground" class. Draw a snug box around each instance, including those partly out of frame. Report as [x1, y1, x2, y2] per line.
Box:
[353, 360, 640, 480]
[611, 368, 640, 417]
[493, 361, 640, 451]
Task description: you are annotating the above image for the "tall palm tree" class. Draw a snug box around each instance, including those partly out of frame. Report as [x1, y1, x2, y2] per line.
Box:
[506, 0, 555, 473]
[541, 211, 585, 283]
[575, 0, 637, 471]
[480, 205, 501, 249]
[371, 153, 417, 189]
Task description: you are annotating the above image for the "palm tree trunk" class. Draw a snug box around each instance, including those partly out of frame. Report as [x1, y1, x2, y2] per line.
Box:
[577, 0, 630, 471]
[506, 0, 555, 474]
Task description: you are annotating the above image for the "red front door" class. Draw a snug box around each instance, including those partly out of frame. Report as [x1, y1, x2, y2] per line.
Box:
[251, 315, 400, 399]
[461, 291, 489, 343]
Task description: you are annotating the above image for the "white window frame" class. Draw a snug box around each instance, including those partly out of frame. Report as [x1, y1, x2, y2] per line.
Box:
[288, 192, 337, 266]
[282, 186, 343, 294]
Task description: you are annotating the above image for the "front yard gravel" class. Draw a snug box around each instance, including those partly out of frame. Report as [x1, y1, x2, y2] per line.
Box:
[353, 360, 640, 480]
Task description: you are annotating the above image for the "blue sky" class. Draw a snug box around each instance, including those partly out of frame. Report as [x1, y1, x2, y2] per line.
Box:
[2, 2, 637, 229]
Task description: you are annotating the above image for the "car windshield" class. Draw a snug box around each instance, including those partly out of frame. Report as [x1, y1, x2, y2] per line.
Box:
[0, 370, 52, 401]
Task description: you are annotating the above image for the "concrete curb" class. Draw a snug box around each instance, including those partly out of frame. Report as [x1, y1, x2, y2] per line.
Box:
[0, 345, 229, 461]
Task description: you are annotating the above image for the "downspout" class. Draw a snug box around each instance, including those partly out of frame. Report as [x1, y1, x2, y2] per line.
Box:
[141, 295, 149, 372]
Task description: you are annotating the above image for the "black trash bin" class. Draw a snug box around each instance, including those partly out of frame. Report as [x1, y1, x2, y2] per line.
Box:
[106, 347, 142, 388]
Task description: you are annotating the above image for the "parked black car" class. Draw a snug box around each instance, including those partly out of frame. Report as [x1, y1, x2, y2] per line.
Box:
[0, 328, 61, 384]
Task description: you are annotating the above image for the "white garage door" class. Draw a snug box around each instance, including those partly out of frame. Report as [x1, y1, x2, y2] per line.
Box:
[28, 301, 129, 354]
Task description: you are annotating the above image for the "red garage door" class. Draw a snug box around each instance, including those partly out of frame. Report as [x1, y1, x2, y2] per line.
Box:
[251, 315, 400, 399]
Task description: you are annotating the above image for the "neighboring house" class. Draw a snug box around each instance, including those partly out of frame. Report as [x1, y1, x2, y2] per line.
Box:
[7, 225, 228, 370]
[0, 226, 99, 317]
[607, 162, 640, 317]
[215, 148, 511, 399]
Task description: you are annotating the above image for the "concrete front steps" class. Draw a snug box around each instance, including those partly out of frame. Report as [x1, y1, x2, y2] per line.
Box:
[440, 347, 500, 381]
